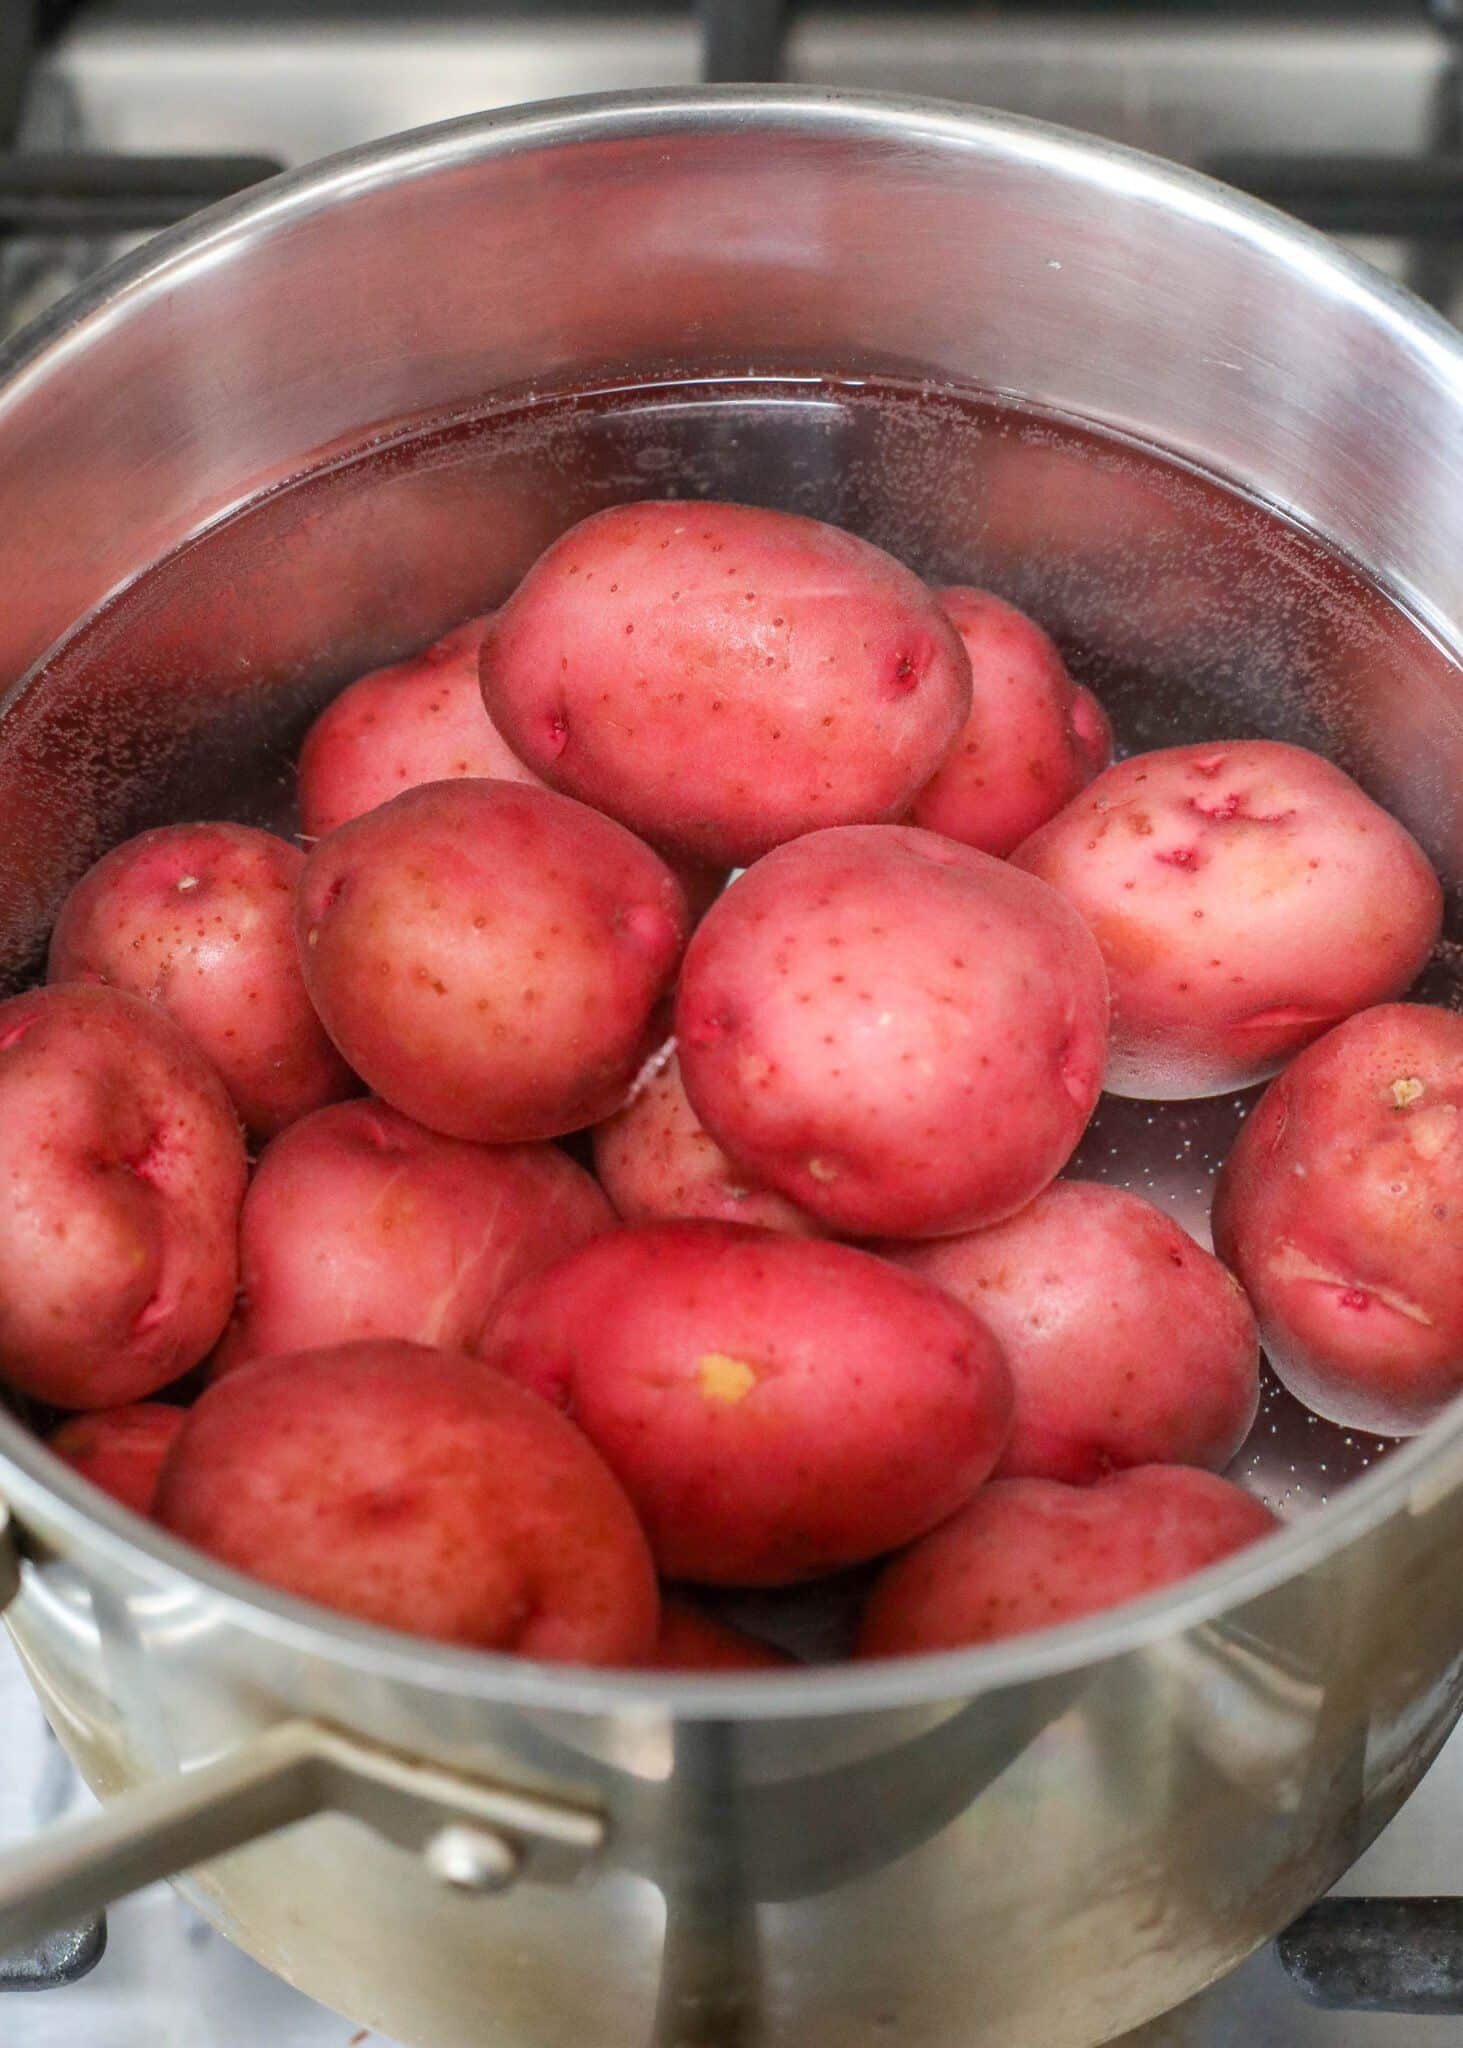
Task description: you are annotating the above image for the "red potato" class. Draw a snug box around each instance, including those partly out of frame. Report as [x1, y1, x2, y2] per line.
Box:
[0, 985, 245, 1408]
[675, 825, 1109, 1238]
[647, 1596, 793, 1672]
[215, 1097, 613, 1374]
[1011, 740, 1443, 1099]
[297, 617, 523, 839]
[480, 500, 972, 866]
[909, 589, 1112, 857]
[48, 821, 356, 1141]
[1213, 1003, 1463, 1436]
[155, 1340, 659, 1661]
[297, 780, 689, 1142]
[50, 1403, 186, 1516]
[858, 1466, 1279, 1656]
[889, 1182, 1260, 1483]
[593, 1051, 824, 1237]
[483, 1220, 1014, 1585]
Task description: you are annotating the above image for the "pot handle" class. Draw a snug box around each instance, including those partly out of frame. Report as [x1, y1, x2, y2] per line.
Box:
[0, 1526, 604, 1953]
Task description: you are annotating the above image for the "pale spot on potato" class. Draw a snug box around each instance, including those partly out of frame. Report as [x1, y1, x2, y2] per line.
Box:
[1390, 1076, 1426, 1108]
[697, 1353, 758, 1404]
[1407, 1103, 1459, 1162]
[806, 1157, 839, 1182]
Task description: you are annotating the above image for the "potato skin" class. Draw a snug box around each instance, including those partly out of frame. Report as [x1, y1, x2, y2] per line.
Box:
[1012, 740, 1442, 1099]
[675, 825, 1109, 1238]
[593, 1051, 824, 1237]
[215, 1097, 613, 1374]
[298, 617, 528, 839]
[155, 1339, 659, 1661]
[646, 1596, 793, 1671]
[909, 589, 1111, 856]
[858, 1467, 1279, 1656]
[888, 1182, 1260, 1483]
[480, 501, 972, 866]
[483, 1221, 1013, 1584]
[0, 984, 246, 1408]
[1212, 1003, 1463, 1436]
[297, 779, 689, 1142]
[50, 1403, 186, 1516]
[48, 821, 356, 1140]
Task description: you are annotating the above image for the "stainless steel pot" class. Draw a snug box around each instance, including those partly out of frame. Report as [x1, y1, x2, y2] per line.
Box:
[0, 87, 1461, 2048]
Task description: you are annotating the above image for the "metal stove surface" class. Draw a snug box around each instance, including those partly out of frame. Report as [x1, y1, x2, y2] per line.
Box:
[0, 1626, 1457, 2048]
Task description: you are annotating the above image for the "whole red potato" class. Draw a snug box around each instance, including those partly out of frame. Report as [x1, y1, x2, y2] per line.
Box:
[0, 984, 245, 1408]
[215, 1098, 613, 1374]
[155, 1340, 659, 1661]
[1012, 740, 1442, 1099]
[297, 617, 522, 839]
[50, 1403, 186, 1516]
[889, 1182, 1259, 1483]
[909, 589, 1111, 856]
[48, 821, 356, 1141]
[1213, 1003, 1463, 1436]
[858, 1466, 1279, 1656]
[483, 1221, 1013, 1585]
[676, 826, 1109, 1238]
[297, 780, 688, 1141]
[647, 1597, 793, 1672]
[480, 501, 972, 866]
[226, 1096, 612, 1361]
[593, 1051, 823, 1237]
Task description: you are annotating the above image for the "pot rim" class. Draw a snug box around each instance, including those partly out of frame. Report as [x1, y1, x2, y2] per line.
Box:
[3, 85, 1461, 1721]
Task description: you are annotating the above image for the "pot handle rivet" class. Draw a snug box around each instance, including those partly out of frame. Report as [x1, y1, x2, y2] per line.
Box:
[424, 1823, 522, 1894]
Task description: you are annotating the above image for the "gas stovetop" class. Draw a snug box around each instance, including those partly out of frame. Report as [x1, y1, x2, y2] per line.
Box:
[5, 6, 1463, 2042]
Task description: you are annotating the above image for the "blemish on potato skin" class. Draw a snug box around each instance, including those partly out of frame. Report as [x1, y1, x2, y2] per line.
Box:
[697, 1352, 759, 1404]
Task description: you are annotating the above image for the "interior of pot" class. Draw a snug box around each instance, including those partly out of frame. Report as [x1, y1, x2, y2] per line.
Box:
[0, 92, 1459, 1691]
